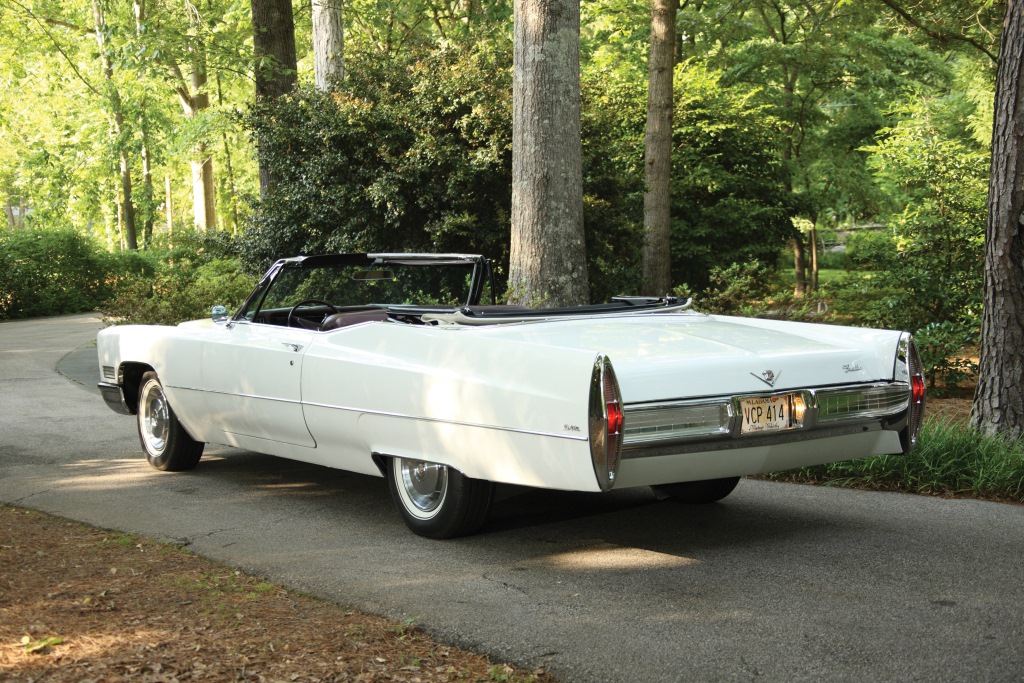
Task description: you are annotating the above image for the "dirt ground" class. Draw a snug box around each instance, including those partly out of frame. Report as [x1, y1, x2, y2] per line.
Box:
[0, 505, 551, 683]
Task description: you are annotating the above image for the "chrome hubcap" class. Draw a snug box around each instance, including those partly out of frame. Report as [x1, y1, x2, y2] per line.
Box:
[141, 382, 169, 454]
[398, 459, 448, 516]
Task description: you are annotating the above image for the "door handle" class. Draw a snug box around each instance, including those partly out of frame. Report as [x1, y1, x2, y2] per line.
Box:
[282, 343, 303, 352]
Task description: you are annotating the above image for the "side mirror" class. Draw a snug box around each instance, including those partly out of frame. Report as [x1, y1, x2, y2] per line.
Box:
[211, 305, 230, 324]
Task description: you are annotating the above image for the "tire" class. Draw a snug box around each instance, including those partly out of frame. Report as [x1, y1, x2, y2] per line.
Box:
[386, 457, 494, 539]
[137, 371, 204, 472]
[653, 476, 740, 504]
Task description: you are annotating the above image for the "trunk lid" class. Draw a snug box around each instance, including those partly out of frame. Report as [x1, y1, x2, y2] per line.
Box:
[471, 312, 902, 403]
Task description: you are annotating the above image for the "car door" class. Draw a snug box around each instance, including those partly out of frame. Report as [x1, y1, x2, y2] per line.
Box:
[199, 321, 317, 448]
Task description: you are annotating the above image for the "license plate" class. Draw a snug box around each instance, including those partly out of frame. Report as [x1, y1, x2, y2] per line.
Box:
[739, 394, 803, 435]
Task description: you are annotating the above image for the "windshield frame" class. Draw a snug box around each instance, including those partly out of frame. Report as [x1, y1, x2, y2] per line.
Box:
[232, 253, 492, 325]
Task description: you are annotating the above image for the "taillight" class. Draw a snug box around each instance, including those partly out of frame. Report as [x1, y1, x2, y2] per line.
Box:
[589, 355, 624, 491]
[912, 375, 926, 405]
[895, 333, 926, 452]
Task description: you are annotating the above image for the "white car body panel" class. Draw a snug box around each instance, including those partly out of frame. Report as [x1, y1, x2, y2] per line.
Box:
[97, 310, 911, 492]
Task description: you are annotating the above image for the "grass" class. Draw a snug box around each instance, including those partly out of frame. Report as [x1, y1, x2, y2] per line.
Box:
[766, 418, 1024, 503]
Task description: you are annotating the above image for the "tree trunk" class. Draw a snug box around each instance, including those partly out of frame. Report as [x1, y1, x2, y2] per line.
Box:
[312, 0, 344, 89]
[93, 0, 138, 250]
[970, 0, 1024, 438]
[180, 62, 216, 229]
[809, 219, 819, 292]
[641, 0, 678, 296]
[134, 0, 155, 247]
[217, 74, 240, 233]
[509, 0, 588, 307]
[791, 236, 807, 295]
[165, 174, 174, 236]
[252, 0, 298, 198]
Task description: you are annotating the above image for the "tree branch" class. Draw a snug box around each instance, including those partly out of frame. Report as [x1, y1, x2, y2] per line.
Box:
[875, 0, 998, 63]
[4, 0, 102, 97]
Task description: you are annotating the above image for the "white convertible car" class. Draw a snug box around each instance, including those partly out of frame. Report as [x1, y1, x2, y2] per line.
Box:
[98, 253, 925, 538]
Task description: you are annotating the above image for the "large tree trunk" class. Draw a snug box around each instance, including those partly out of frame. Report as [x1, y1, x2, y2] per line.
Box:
[641, 0, 678, 296]
[93, 0, 138, 250]
[312, 0, 344, 89]
[509, 0, 588, 308]
[970, 1, 1024, 438]
[252, 0, 298, 198]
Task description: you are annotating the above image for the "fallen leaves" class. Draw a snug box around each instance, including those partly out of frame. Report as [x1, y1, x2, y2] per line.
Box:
[0, 504, 551, 683]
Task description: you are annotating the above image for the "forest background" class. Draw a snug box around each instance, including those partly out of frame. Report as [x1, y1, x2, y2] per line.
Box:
[0, 0, 1001, 393]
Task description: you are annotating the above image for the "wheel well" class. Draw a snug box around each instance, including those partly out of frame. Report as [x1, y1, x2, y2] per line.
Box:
[119, 362, 154, 414]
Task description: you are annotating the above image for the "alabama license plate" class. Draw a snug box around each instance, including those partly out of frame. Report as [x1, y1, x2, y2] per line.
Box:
[739, 394, 802, 435]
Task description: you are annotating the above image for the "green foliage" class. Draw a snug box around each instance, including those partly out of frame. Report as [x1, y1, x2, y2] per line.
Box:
[668, 66, 797, 290]
[913, 320, 979, 393]
[102, 257, 253, 326]
[766, 419, 1024, 503]
[844, 230, 896, 271]
[674, 260, 813, 319]
[243, 44, 515, 273]
[101, 230, 254, 325]
[0, 227, 152, 319]
[861, 98, 988, 333]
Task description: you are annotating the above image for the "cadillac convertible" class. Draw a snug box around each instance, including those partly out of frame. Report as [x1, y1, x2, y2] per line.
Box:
[97, 253, 926, 538]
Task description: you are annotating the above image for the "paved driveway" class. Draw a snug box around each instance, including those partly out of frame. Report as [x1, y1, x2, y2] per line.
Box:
[2, 314, 1023, 682]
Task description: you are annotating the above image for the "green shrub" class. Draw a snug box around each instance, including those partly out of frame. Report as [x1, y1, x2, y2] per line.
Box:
[675, 260, 804, 318]
[102, 258, 255, 326]
[913, 320, 979, 393]
[845, 230, 895, 271]
[0, 227, 152, 319]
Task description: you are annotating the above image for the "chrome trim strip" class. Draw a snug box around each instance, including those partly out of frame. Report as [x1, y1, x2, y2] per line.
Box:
[166, 385, 587, 442]
[168, 385, 304, 405]
[622, 382, 910, 455]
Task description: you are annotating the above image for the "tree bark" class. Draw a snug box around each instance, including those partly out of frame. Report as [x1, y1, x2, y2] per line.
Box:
[641, 0, 678, 296]
[970, 0, 1024, 438]
[93, 0, 138, 250]
[509, 0, 588, 307]
[133, 0, 155, 247]
[809, 219, 819, 292]
[251, 0, 298, 198]
[791, 236, 807, 295]
[312, 0, 344, 89]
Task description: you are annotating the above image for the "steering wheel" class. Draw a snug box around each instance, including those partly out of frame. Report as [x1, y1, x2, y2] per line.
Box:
[286, 299, 339, 329]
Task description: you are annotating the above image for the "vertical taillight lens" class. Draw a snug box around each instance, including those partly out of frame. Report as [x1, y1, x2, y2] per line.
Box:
[895, 333, 926, 452]
[589, 355, 624, 491]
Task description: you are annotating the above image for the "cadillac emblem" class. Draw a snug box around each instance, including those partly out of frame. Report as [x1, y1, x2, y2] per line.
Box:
[751, 369, 780, 387]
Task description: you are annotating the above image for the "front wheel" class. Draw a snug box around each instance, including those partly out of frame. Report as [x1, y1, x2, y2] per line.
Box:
[137, 371, 204, 471]
[653, 476, 740, 504]
[386, 457, 494, 539]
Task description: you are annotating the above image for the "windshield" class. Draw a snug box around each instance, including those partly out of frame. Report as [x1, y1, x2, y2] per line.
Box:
[236, 255, 488, 327]
[261, 262, 478, 310]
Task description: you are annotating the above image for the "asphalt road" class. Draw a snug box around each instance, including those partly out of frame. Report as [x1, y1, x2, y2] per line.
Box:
[2, 313, 1023, 682]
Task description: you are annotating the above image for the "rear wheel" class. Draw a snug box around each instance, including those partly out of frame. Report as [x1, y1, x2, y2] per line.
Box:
[653, 476, 740, 504]
[137, 371, 204, 471]
[386, 457, 494, 538]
